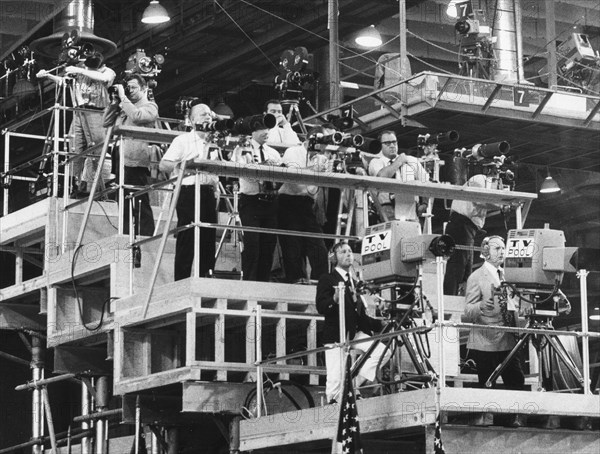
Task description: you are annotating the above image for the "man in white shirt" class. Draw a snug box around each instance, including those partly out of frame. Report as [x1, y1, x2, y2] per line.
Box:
[368, 130, 428, 222]
[231, 123, 282, 281]
[264, 99, 301, 145]
[159, 104, 219, 280]
[277, 125, 331, 282]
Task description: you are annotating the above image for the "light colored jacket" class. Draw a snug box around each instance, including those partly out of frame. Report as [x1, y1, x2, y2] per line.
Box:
[463, 265, 518, 352]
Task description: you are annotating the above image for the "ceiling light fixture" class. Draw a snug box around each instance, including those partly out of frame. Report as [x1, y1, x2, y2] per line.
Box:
[141, 1, 170, 24]
[355, 25, 382, 48]
[446, 0, 460, 19]
[539, 168, 561, 194]
[591, 307, 600, 321]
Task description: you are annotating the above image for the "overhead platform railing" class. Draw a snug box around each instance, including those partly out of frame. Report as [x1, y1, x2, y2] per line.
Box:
[301, 71, 600, 131]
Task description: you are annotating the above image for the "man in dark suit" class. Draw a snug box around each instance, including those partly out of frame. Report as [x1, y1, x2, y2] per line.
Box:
[316, 242, 389, 404]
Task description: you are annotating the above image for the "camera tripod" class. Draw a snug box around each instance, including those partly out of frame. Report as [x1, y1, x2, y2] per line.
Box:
[280, 97, 317, 136]
[485, 316, 585, 390]
[351, 285, 437, 394]
[458, 41, 494, 79]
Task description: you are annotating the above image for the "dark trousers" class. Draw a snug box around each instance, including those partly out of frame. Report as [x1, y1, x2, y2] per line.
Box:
[239, 194, 277, 282]
[443, 211, 478, 295]
[277, 194, 328, 282]
[175, 185, 217, 280]
[123, 166, 155, 237]
[472, 349, 525, 390]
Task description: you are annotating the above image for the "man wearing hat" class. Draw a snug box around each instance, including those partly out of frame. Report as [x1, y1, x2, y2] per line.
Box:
[231, 121, 282, 281]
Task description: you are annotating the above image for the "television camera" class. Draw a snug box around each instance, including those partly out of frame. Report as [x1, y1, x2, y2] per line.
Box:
[417, 130, 459, 184]
[484, 226, 598, 390]
[538, 32, 600, 94]
[56, 30, 97, 66]
[361, 221, 454, 312]
[274, 47, 319, 100]
[125, 48, 164, 80]
[452, 1, 495, 78]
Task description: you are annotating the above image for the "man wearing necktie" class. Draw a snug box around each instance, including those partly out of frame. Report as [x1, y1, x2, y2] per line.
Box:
[463, 236, 524, 392]
[231, 122, 282, 281]
[367, 130, 428, 222]
[316, 242, 389, 404]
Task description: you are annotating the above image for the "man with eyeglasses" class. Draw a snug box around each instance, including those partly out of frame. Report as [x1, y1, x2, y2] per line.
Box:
[103, 74, 158, 237]
[368, 130, 428, 222]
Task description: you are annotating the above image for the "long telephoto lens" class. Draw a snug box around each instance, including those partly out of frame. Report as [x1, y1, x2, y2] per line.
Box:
[475, 141, 510, 159]
[232, 114, 277, 135]
[195, 118, 235, 132]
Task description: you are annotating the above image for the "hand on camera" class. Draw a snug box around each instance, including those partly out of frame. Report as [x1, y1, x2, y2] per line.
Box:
[64, 66, 82, 76]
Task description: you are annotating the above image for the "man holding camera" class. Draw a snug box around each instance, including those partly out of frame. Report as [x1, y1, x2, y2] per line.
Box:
[368, 130, 428, 222]
[443, 173, 502, 296]
[264, 99, 301, 145]
[231, 123, 282, 281]
[37, 52, 115, 197]
[277, 125, 331, 283]
[160, 103, 220, 280]
[103, 74, 158, 237]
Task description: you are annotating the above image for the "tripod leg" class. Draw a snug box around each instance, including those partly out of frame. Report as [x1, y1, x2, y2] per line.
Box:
[485, 333, 530, 388]
[544, 335, 585, 386]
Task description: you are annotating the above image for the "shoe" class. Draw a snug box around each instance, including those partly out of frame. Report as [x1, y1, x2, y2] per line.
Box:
[471, 412, 494, 426]
[328, 399, 337, 405]
[507, 414, 525, 428]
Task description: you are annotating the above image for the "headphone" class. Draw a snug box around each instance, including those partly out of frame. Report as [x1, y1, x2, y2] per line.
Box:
[480, 235, 504, 259]
[328, 242, 348, 267]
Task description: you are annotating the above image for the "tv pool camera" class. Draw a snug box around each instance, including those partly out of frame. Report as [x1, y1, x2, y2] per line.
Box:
[503, 226, 598, 319]
[361, 220, 455, 315]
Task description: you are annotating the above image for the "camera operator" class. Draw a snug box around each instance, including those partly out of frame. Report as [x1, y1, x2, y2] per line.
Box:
[159, 103, 219, 280]
[264, 99, 301, 145]
[37, 52, 115, 197]
[463, 236, 525, 399]
[443, 174, 503, 296]
[277, 125, 331, 283]
[316, 242, 389, 404]
[368, 130, 428, 222]
[102, 74, 158, 237]
[231, 121, 282, 282]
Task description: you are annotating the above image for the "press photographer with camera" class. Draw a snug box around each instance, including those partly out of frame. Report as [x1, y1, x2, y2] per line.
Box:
[277, 125, 332, 283]
[443, 173, 504, 296]
[37, 51, 115, 197]
[102, 74, 158, 237]
[264, 99, 301, 145]
[160, 103, 220, 281]
[316, 242, 389, 404]
[368, 130, 428, 222]
[231, 120, 282, 282]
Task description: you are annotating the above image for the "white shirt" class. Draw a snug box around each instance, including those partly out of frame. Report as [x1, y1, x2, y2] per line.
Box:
[451, 174, 500, 229]
[266, 123, 301, 146]
[368, 153, 428, 220]
[278, 144, 326, 198]
[161, 131, 219, 187]
[232, 139, 282, 195]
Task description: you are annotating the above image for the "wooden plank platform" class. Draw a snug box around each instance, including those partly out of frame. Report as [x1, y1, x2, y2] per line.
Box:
[239, 387, 600, 452]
